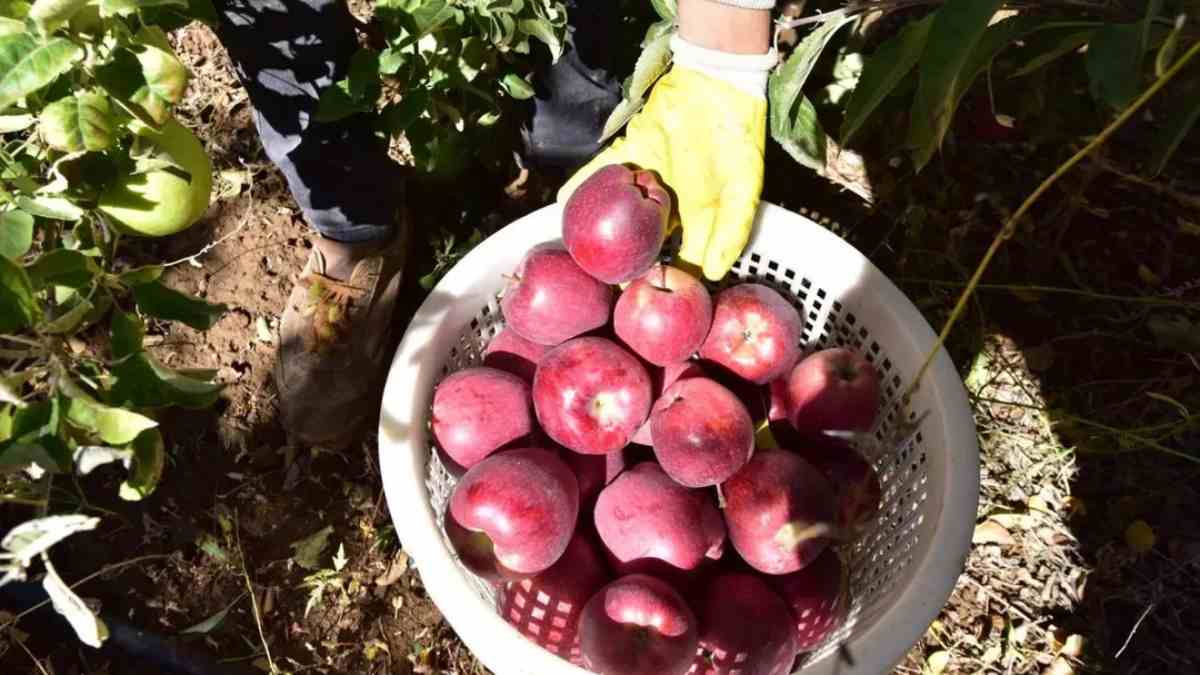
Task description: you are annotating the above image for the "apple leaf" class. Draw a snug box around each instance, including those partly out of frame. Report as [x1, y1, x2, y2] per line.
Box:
[0, 209, 34, 259]
[650, 0, 675, 21]
[1086, 22, 1143, 110]
[62, 383, 158, 446]
[118, 428, 164, 500]
[16, 195, 84, 221]
[841, 14, 934, 145]
[1, 514, 99, 565]
[99, 0, 186, 18]
[131, 280, 227, 330]
[28, 0, 89, 33]
[38, 90, 116, 152]
[626, 30, 672, 103]
[43, 559, 109, 648]
[906, 0, 1003, 170]
[26, 249, 96, 288]
[769, 11, 855, 152]
[0, 398, 70, 473]
[129, 35, 188, 124]
[0, 34, 83, 112]
[500, 72, 535, 100]
[0, 254, 37, 332]
[1010, 27, 1097, 78]
[776, 94, 825, 171]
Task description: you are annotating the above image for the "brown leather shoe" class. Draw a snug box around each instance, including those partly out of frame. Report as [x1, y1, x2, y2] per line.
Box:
[275, 221, 408, 449]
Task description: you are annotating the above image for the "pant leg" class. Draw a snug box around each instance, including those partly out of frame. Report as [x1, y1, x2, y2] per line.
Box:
[212, 0, 402, 243]
[522, 0, 625, 172]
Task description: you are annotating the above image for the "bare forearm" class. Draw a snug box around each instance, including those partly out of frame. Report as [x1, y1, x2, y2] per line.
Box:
[677, 0, 772, 54]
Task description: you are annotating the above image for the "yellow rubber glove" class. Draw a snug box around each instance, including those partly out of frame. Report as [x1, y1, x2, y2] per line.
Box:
[558, 38, 776, 282]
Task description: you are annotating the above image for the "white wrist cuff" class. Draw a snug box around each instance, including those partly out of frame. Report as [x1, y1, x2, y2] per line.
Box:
[670, 35, 779, 98]
[705, 0, 776, 8]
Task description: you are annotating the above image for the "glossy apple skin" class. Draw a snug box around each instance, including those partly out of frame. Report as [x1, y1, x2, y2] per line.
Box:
[563, 164, 671, 284]
[632, 360, 706, 446]
[500, 532, 612, 666]
[431, 367, 534, 469]
[797, 434, 882, 537]
[501, 243, 613, 346]
[650, 377, 755, 488]
[614, 264, 713, 366]
[770, 548, 845, 652]
[785, 347, 882, 433]
[691, 573, 799, 675]
[699, 284, 802, 384]
[594, 462, 726, 576]
[483, 327, 552, 382]
[533, 337, 652, 455]
[722, 449, 836, 575]
[580, 573, 699, 675]
[446, 448, 579, 583]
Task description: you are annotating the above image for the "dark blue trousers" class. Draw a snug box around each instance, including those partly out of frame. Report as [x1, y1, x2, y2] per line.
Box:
[212, 0, 621, 243]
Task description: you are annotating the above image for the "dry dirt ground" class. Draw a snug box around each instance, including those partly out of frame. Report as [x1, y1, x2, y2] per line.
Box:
[4, 13, 1200, 675]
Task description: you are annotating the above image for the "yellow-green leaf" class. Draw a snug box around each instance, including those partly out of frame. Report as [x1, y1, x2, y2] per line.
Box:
[28, 0, 88, 33]
[38, 90, 116, 151]
[118, 428, 164, 500]
[0, 34, 83, 112]
[841, 14, 934, 144]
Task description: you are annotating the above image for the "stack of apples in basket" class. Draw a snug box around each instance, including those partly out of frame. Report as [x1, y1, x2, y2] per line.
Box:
[431, 165, 884, 675]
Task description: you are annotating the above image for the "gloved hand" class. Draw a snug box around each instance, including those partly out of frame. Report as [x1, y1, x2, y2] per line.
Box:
[557, 35, 777, 281]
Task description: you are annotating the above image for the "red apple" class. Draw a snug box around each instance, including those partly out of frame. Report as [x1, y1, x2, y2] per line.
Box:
[533, 337, 652, 455]
[798, 434, 882, 537]
[431, 367, 534, 469]
[614, 264, 713, 366]
[691, 573, 799, 675]
[483, 327, 551, 382]
[500, 532, 611, 666]
[559, 448, 608, 506]
[785, 347, 881, 433]
[699, 284, 802, 384]
[722, 449, 836, 575]
[501, 243, 613, 346]
[770, 548, 845, 652]
[632, 360, 706, 446]
[594, 462, 725, 576]
[650, 377, 755, 488]
[767, 374, 791, 423]
[446, 448, 579, 583]
[563, 164, 670, 284]
[580, 573, 699, 675]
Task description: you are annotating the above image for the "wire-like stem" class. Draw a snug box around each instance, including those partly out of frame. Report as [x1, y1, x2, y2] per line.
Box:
[902, 39, 1200, 404]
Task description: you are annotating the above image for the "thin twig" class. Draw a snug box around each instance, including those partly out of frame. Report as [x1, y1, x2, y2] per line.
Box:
[11, 632, 52, 675]
[1115, 603, 1155, 659]
[0, 554, 170, 631]
[234, 510, 277, 674]
[902, 39, 1200, 403]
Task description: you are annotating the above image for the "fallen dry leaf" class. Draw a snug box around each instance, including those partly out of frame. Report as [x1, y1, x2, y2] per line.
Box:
[1062, 633, 1085, 658]
[927, 650, 950, 675]
[1044, 655, 1075, 675]
[973, 520, 1016, 545]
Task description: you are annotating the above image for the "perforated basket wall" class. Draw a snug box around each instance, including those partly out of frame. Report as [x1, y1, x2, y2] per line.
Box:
[379, 203, 978, 675]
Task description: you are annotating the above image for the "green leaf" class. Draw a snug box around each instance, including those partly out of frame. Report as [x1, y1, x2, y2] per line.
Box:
[1155, 14, 1186, 77]
[500, 72, 535, 99]
[0, 209, 34, 259]
[62, 389, 158, 446]
[627, 31, 672, 103]
[768, 11, 855, 152]
[99, 0, 185, 17]
[776, 94, 826, 170]
[1086, 23, 1143, 110]
[379, 46, 406, 76]
[42, 296, 92, 334]
[0, 34, 82, 112]
[381, 91, 430, 133]
[0, 112, 35, 132]
[291, 525, 333, 571]
[118, 427, 163, 500]
[38, 91, 116, 152]
[26, 248, 95, 288]
[840, 14, 934, 145]
[132, 280, 227, 330]
[94, 47, 159, 127]
[129, 35, 188, 124]
[908, 4, 1027, 170]
[519, 17, 563, 61]
[598, 95, 643, 144]
[28, 0, 88, 33]
[110, 309, 143, 358]
[315, 51, 380, 124]
[1010, 27, 1096, 78]
[650, 0, 676, 21]
[642, 18, 674, 48]
[0, 397, 69, 472]
[118, 264, 163, 286]
[1146, 74, 1200, 176]
[110, 352, 223, 409]
[16, 195, 83, 221]
[0, 254, 36, 332]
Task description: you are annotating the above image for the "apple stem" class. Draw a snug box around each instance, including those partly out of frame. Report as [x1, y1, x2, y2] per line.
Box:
[501, 273, 521, 284]
[715, 484, 726, 509]
[773, 521, 838, 549]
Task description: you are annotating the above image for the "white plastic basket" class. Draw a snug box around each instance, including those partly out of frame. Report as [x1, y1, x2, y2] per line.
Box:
[378, 202, 979, 675]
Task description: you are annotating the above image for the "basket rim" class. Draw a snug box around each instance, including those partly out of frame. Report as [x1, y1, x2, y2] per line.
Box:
[377, 201, 979, 675]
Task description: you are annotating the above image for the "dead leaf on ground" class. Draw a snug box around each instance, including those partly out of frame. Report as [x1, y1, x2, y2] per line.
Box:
[375, 551, 410, 587]
[927, 650, 950, 675]
[973, 520, 1016, 545]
